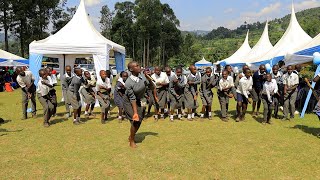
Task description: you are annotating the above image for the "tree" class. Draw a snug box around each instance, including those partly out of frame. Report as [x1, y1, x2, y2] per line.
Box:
[0, 0, 13, 51]
[159, 3, 182, 66]
[110, 1, 136, 59]
[52, 2, 76, 34]
[135, 0, 163, 66]
[100, 5, 113, 39]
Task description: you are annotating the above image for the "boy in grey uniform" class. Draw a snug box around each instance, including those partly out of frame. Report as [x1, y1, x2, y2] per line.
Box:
[185, 65, 201, 120]
[261, 74, 278, 124]
[60, 65, 74, 118]
[169, 67, 186, 121]
[282, 65, 299, 120]
[218, 70, 234, 122]
[45, 67, 57, 117]
[271, 65, 283, 119]
[37, 69, 54, 127]
[67, 68, 85, 125]
[81, 71, 96, 117]
[15, 67, 36, 120]
[200, 67, 217, 120]
[96, 70, 112, 124]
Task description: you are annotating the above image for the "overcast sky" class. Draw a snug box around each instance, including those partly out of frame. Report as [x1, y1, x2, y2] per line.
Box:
[66, 0, 320, 31]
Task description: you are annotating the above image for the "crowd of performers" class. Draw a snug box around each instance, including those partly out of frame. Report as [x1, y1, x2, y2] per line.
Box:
[14, 60, 320, 148]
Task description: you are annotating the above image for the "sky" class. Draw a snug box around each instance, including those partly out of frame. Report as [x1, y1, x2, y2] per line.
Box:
[66, 0, 320, 31]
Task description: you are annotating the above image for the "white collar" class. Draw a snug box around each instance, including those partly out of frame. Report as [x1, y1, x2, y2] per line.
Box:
[65, 73, 74, 78]
[118, 77, 125, 85]
[130, 75, 141, 82]
[258, 71, 266, 76]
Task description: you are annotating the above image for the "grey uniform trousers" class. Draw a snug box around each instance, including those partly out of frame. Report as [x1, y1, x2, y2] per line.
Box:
[218, 91, 229, 118]
[21, 84, 36, 119]
[261, 95, 274, 122]
[284, 91, 298, 118]
[62, 89, 71, 113]
[37, 93, 54, 123]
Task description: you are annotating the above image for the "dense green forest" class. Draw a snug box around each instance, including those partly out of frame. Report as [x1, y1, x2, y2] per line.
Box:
[0, 0, 320, 67]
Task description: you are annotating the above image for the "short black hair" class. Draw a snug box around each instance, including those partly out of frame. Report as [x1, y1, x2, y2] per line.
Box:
[176, 66, 183, 72]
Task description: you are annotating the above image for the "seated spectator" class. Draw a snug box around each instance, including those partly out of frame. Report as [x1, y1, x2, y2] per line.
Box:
[4, 82, 13, 92]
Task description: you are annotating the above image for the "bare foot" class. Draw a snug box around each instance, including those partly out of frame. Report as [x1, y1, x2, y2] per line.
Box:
[129, 141, 138, 148]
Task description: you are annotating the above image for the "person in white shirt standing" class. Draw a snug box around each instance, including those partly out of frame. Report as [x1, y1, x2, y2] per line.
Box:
[37, 69, 55, 127]
[96, 70, 112, 124]
[261, 74, 278, 124]
[218, 70, 234, 122]
[45, 67, 57, 117]
[151, 66, 170, 120]
[15, 67, 37, 120]
[236, 69, 253, 122]
[282, 65, 299, 120]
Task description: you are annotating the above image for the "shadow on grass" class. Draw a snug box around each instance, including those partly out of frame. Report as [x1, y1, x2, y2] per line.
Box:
[50, 117, 68, 125]
[291, 125, 320, 138]
[0, 128, 24, 136]
[213, 110, 237, 120]
[135, 132, 159, 144]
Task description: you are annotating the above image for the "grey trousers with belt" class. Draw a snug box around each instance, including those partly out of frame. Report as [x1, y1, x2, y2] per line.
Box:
[284, 91, 298, 118]
[21, 84, 36, 119]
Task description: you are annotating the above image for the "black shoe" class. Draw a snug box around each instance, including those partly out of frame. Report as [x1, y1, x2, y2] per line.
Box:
[21, 117, 27, 120]
[101, 119, 106, 124]
[73, 121, 80, 125]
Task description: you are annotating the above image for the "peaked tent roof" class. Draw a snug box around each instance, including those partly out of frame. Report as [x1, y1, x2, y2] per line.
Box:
[241, 21, 273, 64]
[247, 4, 312, 64]
[0, 49, 26, 61]
[294, 32, 320, 56]
[283, 32, 320, 65]
[30, 0, 125, 55]
[220, 31, 252, 66]
[196, 57, 212, 65]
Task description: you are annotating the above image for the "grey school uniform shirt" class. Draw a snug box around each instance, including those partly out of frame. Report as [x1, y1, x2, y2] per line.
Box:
[123, 74, 149, 121]
[184, 72, 201, 109]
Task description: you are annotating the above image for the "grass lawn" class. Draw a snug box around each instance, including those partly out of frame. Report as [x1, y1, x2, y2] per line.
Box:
[1, 82, 320, 179]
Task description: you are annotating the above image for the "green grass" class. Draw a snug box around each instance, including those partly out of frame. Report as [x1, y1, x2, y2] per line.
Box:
[1, 83, 320, 179]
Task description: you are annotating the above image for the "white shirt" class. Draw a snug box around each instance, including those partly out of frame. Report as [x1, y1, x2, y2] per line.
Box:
[151, 72, 169, 88]
[36, 79, 50, 96]
[117, 78, 125, 88]
[219, 76, 234, 91]
[283, 73, 299, 88]
[236, 76, 253, 99]
[51, 74, 58, 84]
[262, 79, 278, 102]
[17, 71, 35, 88]
[96, 77, 111, 93]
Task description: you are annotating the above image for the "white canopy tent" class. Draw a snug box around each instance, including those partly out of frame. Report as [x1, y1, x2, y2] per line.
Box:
[284, 32, 320, 66]
[29, 0, 125, 84]
[247, 4, 312, 69]
[240, 21, 273, 65]
[0, 49, 27, 63]
[0, 59, 29, 67]
[195, 57, 213, 67]
[219, 31, 252, 66]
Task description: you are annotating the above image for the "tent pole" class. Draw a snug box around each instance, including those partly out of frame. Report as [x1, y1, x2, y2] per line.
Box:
[63, 54, 66, 73]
